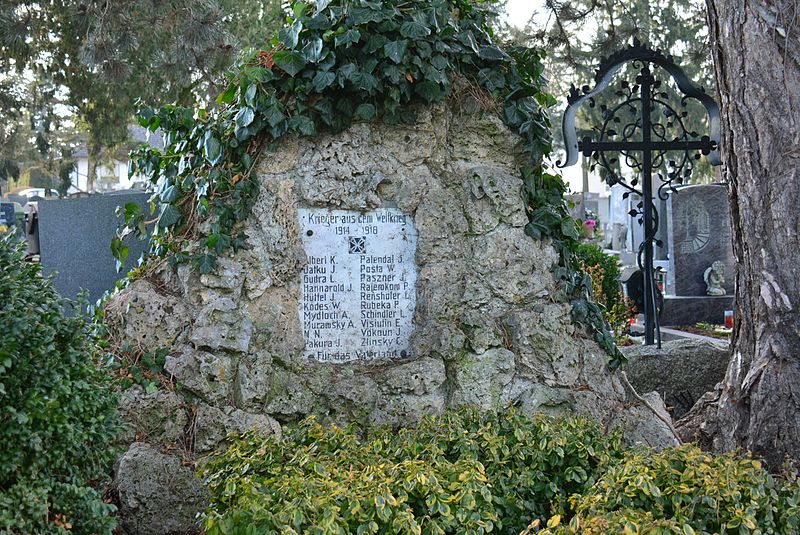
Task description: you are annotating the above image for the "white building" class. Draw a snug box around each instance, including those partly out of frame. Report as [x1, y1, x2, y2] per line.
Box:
[69, 126, 163, 193]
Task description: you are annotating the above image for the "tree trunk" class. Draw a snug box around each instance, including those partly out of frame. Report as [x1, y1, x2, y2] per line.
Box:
[688, 0, 800, 468]
[87, 146, 99, 193]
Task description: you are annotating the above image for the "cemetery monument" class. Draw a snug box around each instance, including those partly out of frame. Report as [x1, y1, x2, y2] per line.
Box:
[106, 104, 678, 534]
[662, 184, 735, 325]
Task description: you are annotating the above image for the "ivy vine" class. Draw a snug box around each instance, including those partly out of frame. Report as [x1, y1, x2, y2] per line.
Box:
[118, 0, 623, 367]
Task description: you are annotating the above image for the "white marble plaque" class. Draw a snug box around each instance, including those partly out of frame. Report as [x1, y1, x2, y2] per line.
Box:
[298, 208, 418, 363]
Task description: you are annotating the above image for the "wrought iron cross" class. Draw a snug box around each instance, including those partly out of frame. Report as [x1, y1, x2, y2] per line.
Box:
[559, 39, 722, 347]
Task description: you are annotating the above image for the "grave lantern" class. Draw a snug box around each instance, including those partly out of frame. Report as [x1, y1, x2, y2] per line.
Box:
[559, 39, 722, 347]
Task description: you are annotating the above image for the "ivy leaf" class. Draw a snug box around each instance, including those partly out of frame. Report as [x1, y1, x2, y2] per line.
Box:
[338, 63, 358, 83]
[137, 107, 154, 128]
[314, 0, 332, 15]
[335, 29, 361, 48]
[302, 37, 325, 63]
[289, 115, 316, 136]
[278, 19, 303, 50]
[160, 185, 180, 203]
[561, 217, 580, 239]
[457, 30, 479, 53]
[431, 55, 449, 71]
[312, 71, 336, 92]
[273, 51, 307, 77]
[158, 203, 182, 228]
[400, 20, 431, 39]
[197, 253, 217, 274]
[355, 103, 376, 120]
[414, 81, 442, 102]
[123, 202, 142, 224]
[384, 40, 408, 64]
[263, 104, 285, 127]
[235, 107, 255, 128]
[111, 237, 129, 273]
[203, 132, 223, 165]
[478, 68, 506, 91]
[245, 84, 258, 107]
[478, 46, 510, 61]
[235, 126, 253, 142]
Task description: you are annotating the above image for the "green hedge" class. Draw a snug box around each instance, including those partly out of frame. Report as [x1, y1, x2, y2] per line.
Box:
[536, 446, 800, 535]
[202, 410, 800, 535]
[0, 235, 121, 534]
[201, 410, 626, 534]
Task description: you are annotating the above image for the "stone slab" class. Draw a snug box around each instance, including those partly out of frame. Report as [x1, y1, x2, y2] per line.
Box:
[37, 193, 151, 303]
[622, 339, 729, 419]
[298, 207, 418, 363]
[660, 295, 734, 326]
[666, 185, 734, 296]
[0, 202, 14, 226]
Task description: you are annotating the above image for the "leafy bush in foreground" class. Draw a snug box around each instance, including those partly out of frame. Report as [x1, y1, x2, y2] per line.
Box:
[203, 409, 800, 535]
[0, 235, 121, 534]
[201, 410, 626, 534]
[536, 446, 800, 535]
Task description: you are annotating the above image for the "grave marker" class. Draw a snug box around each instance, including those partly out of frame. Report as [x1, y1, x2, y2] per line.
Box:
[666, 184, 734, 296]
[298, 207, 418, 362]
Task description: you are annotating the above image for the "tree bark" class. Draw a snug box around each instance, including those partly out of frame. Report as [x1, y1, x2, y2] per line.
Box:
[688, 0, 800, 468]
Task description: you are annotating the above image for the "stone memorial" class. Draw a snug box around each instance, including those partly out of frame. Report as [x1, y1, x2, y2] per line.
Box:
[298, 207, 418, 362]
[662, 184, 735, 325]
[37, 193, 151, 303]
[0, 202, 14, 227]
[106, 104, 678, 534]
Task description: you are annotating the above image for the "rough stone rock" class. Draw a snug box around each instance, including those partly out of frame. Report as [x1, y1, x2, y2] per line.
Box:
[190, 299, 253, 353]
[105, 100, 680, 522]
[164, 348, 235, 405]
[118, 387, 187, 446]
[622, 339, 730, 418]
[451, 348, 516, 410]
[104, 280, 189, 353]
[115, 443, 209, 535]
[193, 404, 281, 452]
[611, 391, 682, 450]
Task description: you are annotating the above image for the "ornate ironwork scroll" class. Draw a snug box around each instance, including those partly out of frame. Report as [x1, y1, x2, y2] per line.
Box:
[559, 39, 721, 347]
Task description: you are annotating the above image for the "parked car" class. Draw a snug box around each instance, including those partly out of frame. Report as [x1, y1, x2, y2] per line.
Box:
[16, 188, 61, 199]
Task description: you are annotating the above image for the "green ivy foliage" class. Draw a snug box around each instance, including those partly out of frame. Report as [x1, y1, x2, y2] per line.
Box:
[122, 0, 621, 365]
[574, 243, 634, 340]
[200, 409, 627, 534]
[0, 235, 121, 534]
[536, 446, 800, 535]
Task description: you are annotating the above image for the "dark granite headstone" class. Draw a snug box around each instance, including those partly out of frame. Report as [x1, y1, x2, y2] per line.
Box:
[666, 185, 734, 297]
[660, 295, 734, 326]
[0, 203, 13, 226]
[37, 193, 151, 304]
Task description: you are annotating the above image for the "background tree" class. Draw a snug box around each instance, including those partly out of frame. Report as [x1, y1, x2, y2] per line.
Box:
[677, 0, 800, 468]
[0, 0, 284, 190]
[511, 0, 718, 185]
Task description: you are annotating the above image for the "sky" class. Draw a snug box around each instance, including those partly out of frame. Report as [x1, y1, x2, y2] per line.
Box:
[504, 0, 541, 27]
[502, 1, 589, 192]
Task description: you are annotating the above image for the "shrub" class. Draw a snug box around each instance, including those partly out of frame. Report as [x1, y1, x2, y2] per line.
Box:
[0, 235, 121, 534]
[535, 445, 800, 535]
[200, 409, 626, 534]
[575, 243, 634, 336]
[203, 410, 800, 535]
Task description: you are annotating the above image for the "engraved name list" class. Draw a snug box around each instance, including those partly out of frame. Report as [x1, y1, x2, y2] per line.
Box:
[298, 208, 418, 363]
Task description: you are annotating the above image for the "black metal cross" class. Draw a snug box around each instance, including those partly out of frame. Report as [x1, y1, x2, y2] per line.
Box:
[559, 40, 722, 347]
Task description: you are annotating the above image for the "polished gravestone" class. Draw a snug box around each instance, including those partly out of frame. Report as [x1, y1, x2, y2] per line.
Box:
[662, 184, 734, 325]
[37, 193, 150, 303]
